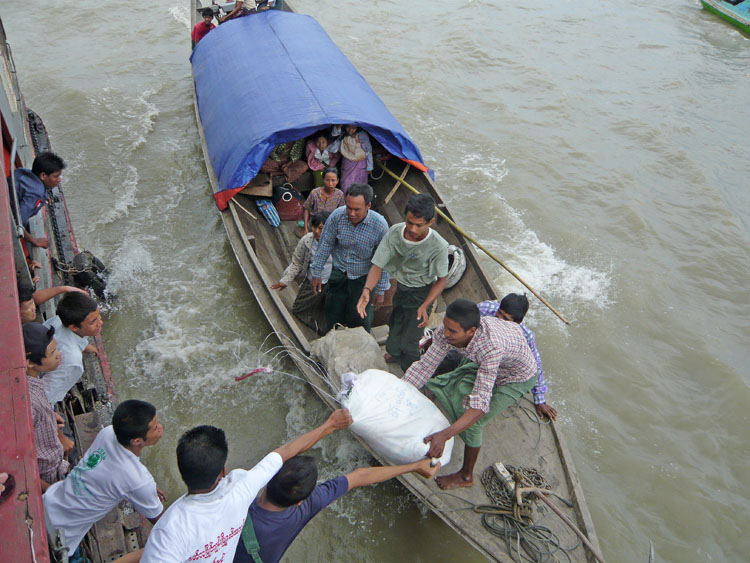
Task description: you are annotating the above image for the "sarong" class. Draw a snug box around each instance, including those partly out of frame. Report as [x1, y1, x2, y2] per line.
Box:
[386, 283, 432, 371]
[292, 279, 327, 335]
[425, 360, 536, 447]
[324, 269, 373, 332]
[340, 158, 368, 194]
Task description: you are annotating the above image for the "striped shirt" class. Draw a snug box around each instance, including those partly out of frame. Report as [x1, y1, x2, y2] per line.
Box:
[28, 376, 69, 484]
[477, 300, 549, 405]
[403, 317, 537, 413]
[310, 206, 390, 293]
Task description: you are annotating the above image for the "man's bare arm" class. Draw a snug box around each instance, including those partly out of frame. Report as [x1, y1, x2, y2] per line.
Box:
[33, 286, 86, 305]
[274, 409, 352, 463]
[345, 458, 439, 491]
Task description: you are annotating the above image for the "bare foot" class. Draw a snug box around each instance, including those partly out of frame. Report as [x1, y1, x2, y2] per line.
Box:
[383, 352, 398, 363]
[435, 471, 473, 490]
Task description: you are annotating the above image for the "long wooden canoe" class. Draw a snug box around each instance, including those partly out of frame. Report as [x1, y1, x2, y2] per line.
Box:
[190, 2, 601, 561]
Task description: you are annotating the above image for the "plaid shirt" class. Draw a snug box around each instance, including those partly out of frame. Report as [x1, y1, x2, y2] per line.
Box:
[28, 376, 69, 483]
[477, 300, 548, 404]
[310, 206, 390, 293]
[403, 317, 537, 413]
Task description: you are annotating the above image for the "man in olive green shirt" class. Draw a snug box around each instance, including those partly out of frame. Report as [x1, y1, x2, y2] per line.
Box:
[356, 194, 449, 371]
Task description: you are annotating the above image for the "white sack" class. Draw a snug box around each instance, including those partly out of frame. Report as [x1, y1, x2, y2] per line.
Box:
[339, 369, 454, 467]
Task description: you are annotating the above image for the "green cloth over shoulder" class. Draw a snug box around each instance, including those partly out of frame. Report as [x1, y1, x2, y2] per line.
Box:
[425, 360, 536, 447]
[371, 223, 449, 288]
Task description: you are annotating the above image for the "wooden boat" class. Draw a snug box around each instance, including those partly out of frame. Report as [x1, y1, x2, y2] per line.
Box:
[701, 0, 750, 34]
[0, 17, 148, 562]
[190, 3, 601, 561]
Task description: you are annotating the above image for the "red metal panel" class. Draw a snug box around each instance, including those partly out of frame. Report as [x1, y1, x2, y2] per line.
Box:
[0, 172, 50, 562]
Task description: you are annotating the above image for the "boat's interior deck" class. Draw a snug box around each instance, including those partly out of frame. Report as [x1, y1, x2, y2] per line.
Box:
[230, 150, 497, 345]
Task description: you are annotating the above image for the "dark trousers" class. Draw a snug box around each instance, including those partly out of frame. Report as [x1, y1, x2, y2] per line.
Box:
[386, 283, 432, 371]
[324, 269, 373, 332]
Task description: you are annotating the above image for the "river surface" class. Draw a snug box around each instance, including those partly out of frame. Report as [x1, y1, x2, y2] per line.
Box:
[4, 0, 749, 561]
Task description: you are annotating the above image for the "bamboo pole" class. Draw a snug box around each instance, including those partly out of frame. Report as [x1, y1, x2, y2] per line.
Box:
[376, 162, 568, 324]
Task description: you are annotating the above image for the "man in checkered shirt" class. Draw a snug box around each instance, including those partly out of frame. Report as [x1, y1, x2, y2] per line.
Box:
[402, 298, 537, 490]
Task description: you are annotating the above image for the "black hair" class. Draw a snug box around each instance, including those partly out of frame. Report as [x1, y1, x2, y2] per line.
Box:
[57, 292, 98, 328]
[176, 425, 228, 490]
[201, 7, 214, 17]
[499, 293, 529, 323]
[445, 298, 481, 330]
[265, 455, 318, 507]
[310, 212, 329, 228]
[31, 152, 66, 177]
[112, 400, 157, 447]
[23, 324, 55, 365]
[346, 183, 373, 205]
[18, 281, 34, 304]
[404, 193, 436, 221]
[322, 167, 339, 179]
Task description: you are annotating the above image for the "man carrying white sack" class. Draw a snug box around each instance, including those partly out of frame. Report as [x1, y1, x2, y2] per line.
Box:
[402, 298, 537, 490]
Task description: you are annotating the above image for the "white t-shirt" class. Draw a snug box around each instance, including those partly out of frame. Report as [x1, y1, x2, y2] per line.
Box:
[43, 425, 162, 553]
[141, 452, 283, 563]
[42, 315, 89, 403]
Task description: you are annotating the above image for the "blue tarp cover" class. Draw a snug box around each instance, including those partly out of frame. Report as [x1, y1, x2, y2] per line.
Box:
[190, 11, 429, 207]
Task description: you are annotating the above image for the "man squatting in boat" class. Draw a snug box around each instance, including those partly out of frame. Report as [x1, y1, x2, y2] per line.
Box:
[402, 298, 541, 490]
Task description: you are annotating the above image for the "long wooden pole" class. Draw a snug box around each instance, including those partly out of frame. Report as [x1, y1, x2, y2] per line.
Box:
[376, 162, 569, 324]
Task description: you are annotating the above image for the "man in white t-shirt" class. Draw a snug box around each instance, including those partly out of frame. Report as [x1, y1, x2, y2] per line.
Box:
[140, 408, 353, 563]
[44, 400, 166, 554]
[42, 291, 103, 403]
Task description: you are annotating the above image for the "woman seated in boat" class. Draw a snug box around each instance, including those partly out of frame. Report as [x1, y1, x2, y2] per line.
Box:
[260, 139, 309, 186]
[302, 168, 344, 235]
[305, 133, 340, 188]
[270, 212, 332, 335]
[330, 124, 373, 194]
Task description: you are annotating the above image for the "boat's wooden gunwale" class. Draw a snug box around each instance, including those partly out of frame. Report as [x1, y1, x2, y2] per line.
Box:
[190, 2, 600, 561]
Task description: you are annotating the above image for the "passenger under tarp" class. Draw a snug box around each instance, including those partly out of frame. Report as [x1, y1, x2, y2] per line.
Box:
[190, 10, 430, 210]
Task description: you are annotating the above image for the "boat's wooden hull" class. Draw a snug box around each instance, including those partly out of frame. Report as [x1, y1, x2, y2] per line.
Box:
[191, 2, 600, 561]
[701, 0, 750, 34]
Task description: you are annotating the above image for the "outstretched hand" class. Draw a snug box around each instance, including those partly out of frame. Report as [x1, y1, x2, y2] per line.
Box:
[415, 458, 441, 479]
[326, 408, 353, 431]
[270, 282, 287, 291]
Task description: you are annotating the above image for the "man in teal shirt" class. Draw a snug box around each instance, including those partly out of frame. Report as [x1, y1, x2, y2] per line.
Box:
[356, 194, 449, 370]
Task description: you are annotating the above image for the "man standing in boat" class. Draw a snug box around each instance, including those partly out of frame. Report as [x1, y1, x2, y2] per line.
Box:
[402, 299, 537, 490]
[355, 193, 449, 371]
[310, 183, 389, 332]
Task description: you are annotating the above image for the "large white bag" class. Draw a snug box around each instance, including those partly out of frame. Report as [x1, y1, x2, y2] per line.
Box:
[339, 369, 454, 467]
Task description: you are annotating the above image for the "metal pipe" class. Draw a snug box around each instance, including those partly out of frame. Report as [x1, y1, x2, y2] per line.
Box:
[8, 139, 23, 237]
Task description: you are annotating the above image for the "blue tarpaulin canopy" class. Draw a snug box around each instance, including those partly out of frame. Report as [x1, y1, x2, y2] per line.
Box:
[190, 11, 430, 209]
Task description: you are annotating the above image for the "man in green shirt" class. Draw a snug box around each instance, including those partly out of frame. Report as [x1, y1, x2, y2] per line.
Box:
[356, 194, 449, 371]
